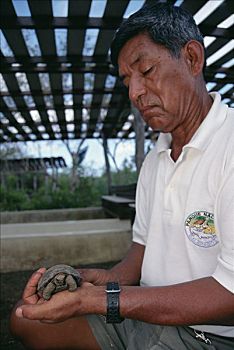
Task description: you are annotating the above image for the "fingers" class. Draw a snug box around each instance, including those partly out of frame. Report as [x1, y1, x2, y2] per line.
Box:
[81, 281, 94, 287]
[22, 268, 46, 303]
[77, 269, 89, 280]
[16, 295, 66, 323]
[78, 268, 107, 285]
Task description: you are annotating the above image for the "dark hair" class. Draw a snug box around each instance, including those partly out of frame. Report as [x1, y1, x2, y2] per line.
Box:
[111, 2, 204, 67]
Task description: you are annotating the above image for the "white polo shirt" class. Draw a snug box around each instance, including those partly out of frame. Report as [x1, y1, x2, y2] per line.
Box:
[132, 92, 234, 337]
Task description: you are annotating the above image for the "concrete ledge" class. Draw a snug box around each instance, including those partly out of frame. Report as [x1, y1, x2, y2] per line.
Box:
[1, 207, 108, 224]
[1, 219, 132, 272]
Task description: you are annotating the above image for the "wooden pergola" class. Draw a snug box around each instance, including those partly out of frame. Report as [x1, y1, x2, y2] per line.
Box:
[0, 0, 233, 144]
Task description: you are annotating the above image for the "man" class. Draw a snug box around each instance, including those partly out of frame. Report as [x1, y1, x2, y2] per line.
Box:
[10, 3, 234, 349]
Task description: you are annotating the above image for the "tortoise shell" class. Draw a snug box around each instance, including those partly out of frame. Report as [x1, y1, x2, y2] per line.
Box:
[37, 264, 82, 297]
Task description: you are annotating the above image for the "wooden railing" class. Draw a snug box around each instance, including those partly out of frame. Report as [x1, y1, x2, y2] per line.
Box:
[101, 183, 136, 222]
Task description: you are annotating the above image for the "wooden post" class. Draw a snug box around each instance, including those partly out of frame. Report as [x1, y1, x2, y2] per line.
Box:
[33, 174, 38, 191]
[132, 103, 145, 175]
[102, 133, 112, 194]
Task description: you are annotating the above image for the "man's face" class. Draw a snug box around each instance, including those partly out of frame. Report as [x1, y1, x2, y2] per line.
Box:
[118, 33, 196, 133]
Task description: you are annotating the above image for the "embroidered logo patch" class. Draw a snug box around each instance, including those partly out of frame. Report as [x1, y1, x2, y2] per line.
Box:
[185, 211, 218, 248]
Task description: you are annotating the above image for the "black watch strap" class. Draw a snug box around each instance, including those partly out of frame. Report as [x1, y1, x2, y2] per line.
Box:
[105, 282, 124, 323]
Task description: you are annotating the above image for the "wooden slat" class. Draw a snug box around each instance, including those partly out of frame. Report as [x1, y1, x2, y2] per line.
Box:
[0, 0, 233, 143]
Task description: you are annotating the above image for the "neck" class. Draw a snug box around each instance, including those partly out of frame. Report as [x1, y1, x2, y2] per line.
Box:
[170, 92, 213, 161]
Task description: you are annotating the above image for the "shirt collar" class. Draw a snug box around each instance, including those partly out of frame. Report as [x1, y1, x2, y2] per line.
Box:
[156, 92, 228, 154]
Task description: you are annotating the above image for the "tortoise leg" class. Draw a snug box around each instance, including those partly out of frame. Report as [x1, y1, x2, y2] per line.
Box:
[42, 281, 56, 300]
[66, 275, 77, 292]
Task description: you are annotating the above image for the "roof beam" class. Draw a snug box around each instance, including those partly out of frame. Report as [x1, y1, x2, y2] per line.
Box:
[0, 63, 114, 74]
[1, 16, 233, 39]
[0, 87, 126, 97]
[0, 16, 123, 29]
[1, 55, 110, 64]
[0, 102, 130, 113]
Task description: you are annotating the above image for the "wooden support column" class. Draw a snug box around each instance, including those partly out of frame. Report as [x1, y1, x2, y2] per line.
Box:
[102, 133, 112, 194]
[132, 103, 145, 175]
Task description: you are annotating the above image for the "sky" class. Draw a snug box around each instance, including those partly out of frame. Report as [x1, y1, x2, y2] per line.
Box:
[23, 138, 140, 175]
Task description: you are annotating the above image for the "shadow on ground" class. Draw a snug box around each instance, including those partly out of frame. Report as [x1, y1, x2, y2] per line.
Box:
[0, 262, 116, 349]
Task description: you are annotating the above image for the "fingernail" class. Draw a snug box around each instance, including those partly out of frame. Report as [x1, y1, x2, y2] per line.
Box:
[37, 267, 46, 273]
[15, 308, 23, 318]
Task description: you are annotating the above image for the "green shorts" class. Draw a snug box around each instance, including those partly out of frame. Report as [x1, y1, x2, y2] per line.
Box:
[87, 315, 234, 350]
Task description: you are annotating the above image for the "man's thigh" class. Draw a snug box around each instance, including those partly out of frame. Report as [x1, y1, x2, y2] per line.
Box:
[87, 316, 234, 350]
[87, 315, 165, 350]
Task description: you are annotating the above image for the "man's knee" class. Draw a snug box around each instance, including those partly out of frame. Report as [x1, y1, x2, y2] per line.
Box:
[9, 301, 101, 350]
[10, 301, 39, 349]
[10, 300, 24, 339]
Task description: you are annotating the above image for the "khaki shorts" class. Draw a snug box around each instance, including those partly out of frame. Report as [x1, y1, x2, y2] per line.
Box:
[87, 315, 234, 350]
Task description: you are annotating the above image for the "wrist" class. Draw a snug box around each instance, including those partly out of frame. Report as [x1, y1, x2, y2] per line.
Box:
[105, 281, 124, 323]
[75, 285, 106, 316]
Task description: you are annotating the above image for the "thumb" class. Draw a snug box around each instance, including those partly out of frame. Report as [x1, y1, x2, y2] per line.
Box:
[16, 303, 47, 321]
[15, 307, 24, 318]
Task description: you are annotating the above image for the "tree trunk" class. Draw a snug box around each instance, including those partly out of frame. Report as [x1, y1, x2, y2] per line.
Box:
[70, 152, 80, 192]
[102, 134, 112, 194]
[132, 103, 145, 175]
[63, 139, 85, 192]
[33, 174, 37, 191]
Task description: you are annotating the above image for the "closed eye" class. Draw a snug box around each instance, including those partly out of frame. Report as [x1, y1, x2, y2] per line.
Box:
[143, 66, 154, 76]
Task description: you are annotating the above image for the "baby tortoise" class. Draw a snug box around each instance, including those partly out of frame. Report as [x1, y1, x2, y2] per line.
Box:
[37, 264, 82, 300]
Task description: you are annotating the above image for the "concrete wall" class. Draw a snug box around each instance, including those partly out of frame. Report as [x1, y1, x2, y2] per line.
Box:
[1, 207, 109, 224]
[1, 219, 132, 272]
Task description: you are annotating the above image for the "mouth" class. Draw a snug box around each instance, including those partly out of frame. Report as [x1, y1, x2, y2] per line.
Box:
[139, 105, 160, 119]
[140, 105, 154, 112]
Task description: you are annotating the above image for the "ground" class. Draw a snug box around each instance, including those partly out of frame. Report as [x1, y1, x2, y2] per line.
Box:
[0, 262, 116, 349]
[1, 270, 32, 350]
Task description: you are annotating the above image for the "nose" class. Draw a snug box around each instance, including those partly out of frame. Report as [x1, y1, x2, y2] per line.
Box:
[128, 76, 146, 105]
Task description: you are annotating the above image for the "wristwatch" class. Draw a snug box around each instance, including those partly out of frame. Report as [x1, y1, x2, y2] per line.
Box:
[105, 282, 124, 323]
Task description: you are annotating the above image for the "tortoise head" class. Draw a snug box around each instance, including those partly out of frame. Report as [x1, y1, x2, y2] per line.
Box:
[54, 272, 66, 286]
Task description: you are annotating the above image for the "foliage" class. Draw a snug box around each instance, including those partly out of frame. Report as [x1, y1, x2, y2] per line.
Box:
[112, 158, 138, 185]
[0, 143, 28, 160]
[0, 186, 31, 211]
[0, 162, 137, 211]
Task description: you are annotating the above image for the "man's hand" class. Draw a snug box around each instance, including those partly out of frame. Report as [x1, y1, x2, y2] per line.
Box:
[15, 281, 105, 323]
[79, 242, 145, 287]
[22, 267, 46, 305]
[15, 243, 144, 323]
[78, 268, 112, 286]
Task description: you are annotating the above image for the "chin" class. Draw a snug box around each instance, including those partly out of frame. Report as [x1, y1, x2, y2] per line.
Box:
[148, 118, 172, 133]
[148, 122, 165, 132]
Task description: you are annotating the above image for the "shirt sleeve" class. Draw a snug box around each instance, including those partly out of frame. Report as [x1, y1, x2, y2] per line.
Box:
[132, 156, 150, 246]
[212, 159, 234, 293]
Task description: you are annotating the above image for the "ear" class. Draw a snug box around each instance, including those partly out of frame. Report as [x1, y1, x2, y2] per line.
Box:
[183, 40, 205, 76]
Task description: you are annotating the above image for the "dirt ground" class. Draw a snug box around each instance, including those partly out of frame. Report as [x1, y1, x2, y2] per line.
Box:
[1, 270, 32, 349]
[0, 262, 116, 349]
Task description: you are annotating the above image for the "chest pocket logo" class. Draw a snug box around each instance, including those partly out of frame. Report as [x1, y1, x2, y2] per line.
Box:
[185, 211, 218, 248]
